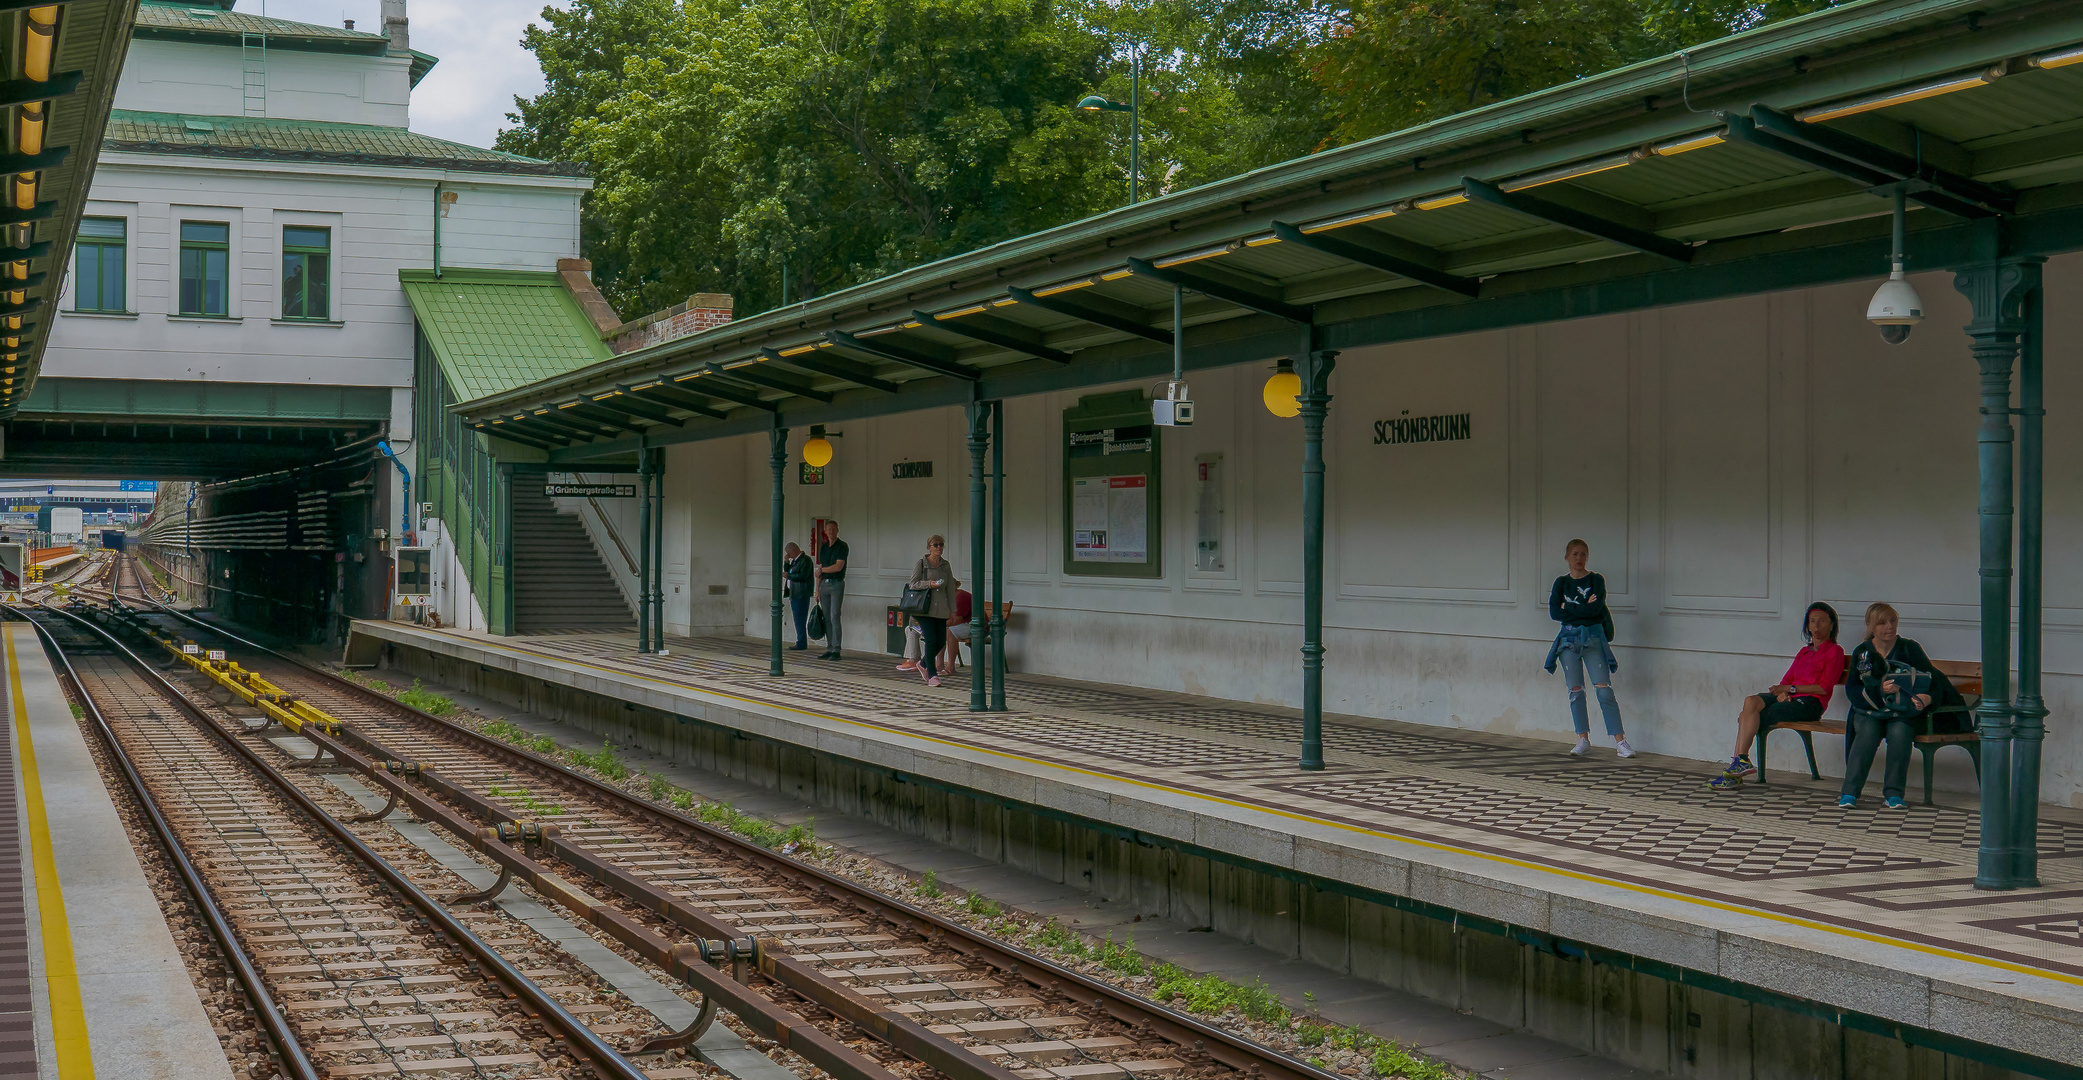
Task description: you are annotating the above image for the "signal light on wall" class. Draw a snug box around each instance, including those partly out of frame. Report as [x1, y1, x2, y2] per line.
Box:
[1263, 358, 1301, 418]
[803, 424, 838, 468]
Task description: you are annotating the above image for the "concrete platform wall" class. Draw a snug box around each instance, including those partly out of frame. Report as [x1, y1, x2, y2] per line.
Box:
[383, 642, 2038, 1080]
[702, 258, 2083, 807]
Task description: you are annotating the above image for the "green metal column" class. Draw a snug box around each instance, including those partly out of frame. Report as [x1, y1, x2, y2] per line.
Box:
[1299, 348, 1337, 771]
[495, 463, 515, 637]
[990, 399, 1007, 711]
[650, 447, 667, 652]
[637, 447, 653, 654]
[1952, 247, 2039, 891]
[968, 399, 990, 710]
[2011, 283, 2046, 887]
[769, 424, 787, 677]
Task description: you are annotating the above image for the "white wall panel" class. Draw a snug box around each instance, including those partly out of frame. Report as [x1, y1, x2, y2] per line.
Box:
[1535, 316, 1630, 593]
[1661, 297, 1773, 607]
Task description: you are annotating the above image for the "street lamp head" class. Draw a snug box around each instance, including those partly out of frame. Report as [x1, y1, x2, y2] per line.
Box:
[1078, 95, 1130, 112]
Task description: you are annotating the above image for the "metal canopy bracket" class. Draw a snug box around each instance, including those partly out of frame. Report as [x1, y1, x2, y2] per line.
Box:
[706, 361, 834, 402]
[560, 401, 650, 435]
[916, 309, 1072, 364]
[1007, 286, 1171, 345]
[672, 375, 778, 413]
[1271, 222, 1481, 299]
[1126, 258, 1315, 324]
[825, 329, 979, 381]
[604, 389, 688, 428]
[482, 425, 555, 450]
[629, 382, 730, 420]
[0, 71, 82, 108]
[1722, 115, 1992, 220]
[760, 347, 900, 395]
[519, 411, 608, 440]
[1749, 106, 2013, 217]
[1462, 177, 1694, 265]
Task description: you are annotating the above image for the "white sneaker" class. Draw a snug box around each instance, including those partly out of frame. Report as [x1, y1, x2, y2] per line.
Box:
[1569, 737, 1592, 756]
[1615, 737, 1637, 758]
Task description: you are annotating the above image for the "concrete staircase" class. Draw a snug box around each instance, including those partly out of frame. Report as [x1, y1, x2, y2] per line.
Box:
[510, 486, 635, 633]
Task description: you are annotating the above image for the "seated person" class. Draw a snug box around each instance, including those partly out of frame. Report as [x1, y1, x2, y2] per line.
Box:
[942, 589, 973, 671]
[1839, 601, 1962, 809]
[1710, 602, 1846, 788]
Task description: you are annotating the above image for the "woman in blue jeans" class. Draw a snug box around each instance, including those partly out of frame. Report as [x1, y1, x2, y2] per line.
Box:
[1546, 539, 1633, 758]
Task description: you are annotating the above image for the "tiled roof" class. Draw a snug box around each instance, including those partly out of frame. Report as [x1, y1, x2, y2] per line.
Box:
[136, 2, 389, 45]
[401, 270, 615, 404]
[103, 110, 587, 177]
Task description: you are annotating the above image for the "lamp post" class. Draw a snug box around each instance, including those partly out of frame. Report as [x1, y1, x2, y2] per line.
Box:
[1078, 50, 1140, 205]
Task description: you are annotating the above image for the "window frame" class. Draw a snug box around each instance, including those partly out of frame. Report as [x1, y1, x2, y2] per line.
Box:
[279, 224, 332, 322]
[177, 220, 231, 317]
[71, 216, 128, 314]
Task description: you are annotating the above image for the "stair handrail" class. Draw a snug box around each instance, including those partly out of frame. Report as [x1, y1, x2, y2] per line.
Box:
[584, 496, 640, 576]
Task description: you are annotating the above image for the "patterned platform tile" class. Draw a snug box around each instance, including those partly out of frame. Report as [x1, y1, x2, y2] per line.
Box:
[1274, 773, 1948, 879]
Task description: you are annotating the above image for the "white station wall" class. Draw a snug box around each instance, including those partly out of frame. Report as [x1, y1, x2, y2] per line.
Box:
[695, 255, 2083, 806]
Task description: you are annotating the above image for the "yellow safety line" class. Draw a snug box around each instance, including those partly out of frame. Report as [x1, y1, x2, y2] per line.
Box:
[407, 629, 2083, 989]
[7, 626, 95, 1078]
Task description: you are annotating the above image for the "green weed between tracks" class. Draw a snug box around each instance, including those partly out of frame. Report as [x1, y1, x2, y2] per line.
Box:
[397, 678, 457, 716]
[470, 720, 817, 853]
[1017, 919, 1453, 1079]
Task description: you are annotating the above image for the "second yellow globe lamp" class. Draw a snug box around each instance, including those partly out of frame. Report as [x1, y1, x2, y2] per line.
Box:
[803, 424, 836, 467]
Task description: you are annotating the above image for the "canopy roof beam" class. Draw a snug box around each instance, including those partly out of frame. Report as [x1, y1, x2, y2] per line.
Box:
[1270, 222, 1481, 298]
[1747, 106, 2012, 217]
[761, 347, 901, 394]
[1007, 286, 1172, 345]
[1463, 178, 1694, 265]
[916, 309, 1073, 364]
[515, 411, 607, 441]
[483, 424, 555, 450]
[671, 374, 778, 412]
[630, 382, 730, 420]
[599, 390, 687, 428]
[702, 361, 834, 402]
[558, 401, 650, 435]
[1127, 258, 1314, 324]
[826, 330, 980, 381]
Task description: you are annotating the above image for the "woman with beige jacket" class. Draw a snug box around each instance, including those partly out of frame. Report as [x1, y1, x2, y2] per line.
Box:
[907, 535, 960, 687]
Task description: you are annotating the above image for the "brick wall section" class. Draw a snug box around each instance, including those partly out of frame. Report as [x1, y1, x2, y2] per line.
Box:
[553, 258, 735, 353]
[607, 292, 734, 354]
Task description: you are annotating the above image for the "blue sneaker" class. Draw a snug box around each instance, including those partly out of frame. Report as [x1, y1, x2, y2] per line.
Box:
[1838, 794, 1857, 808]
[1885, 796, 1908, 809]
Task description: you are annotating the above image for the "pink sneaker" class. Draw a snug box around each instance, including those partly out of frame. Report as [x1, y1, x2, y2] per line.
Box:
[926, 676, 941, 687]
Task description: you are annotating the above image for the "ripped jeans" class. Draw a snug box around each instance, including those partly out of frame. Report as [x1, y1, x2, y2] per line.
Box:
[1556, 628, 1624, 737]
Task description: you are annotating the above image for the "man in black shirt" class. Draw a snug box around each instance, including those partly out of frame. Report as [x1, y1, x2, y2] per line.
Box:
[815, 520, 849, 660]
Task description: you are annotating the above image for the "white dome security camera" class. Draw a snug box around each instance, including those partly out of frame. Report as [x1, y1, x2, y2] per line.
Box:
[1867, 266, 1923, 345]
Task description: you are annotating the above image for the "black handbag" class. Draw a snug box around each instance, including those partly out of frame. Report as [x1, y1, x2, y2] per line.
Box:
[898, 585, 934, 617]
[806, 602, 827, 641]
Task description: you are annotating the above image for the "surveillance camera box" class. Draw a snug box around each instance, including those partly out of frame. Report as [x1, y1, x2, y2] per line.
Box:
[1152, 398, 1194, 426]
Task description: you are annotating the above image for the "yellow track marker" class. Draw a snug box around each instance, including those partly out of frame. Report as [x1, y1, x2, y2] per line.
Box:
[7, 625, 95, 1077]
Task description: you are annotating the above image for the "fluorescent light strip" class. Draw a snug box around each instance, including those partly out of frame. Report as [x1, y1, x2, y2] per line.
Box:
[2031, 44, 2083, 69]
[1796, 66, 2004, 123]
[1031, 278, 1096, 297]
[935, 304, 987, 319]
[777, 344, 818, 356]
[1242, 232, 1281, 247]
[1298, 207, 1398, 234]
[1151, 242, 1238, 268]
[1413, 191, 1469, 210]
[1650, 129, 1727, 156]
[1100, 269, 1134, 281]
[1499, 152, 1635, 192]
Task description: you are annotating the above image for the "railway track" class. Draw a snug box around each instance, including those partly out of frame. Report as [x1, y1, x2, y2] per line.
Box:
[21, 586, 673, 1080]
[97, 553, 1340, 1080]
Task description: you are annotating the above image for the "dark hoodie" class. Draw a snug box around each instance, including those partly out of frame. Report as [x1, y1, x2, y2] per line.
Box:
[1846, 636, 1967, 730]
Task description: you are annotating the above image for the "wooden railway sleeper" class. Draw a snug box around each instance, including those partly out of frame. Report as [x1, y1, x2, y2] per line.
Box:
[312, 727, 1008, 1080]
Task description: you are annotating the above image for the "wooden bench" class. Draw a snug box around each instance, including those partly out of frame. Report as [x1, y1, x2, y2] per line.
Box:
[954, 602, 1018, 670]
[1758, 659, 1982, 804]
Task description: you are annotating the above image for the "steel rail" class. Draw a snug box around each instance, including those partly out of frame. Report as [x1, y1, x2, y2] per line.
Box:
[124, 572, 1346, 1080]
[32, 599, 655, 1080]
[8, 607, 323, 1080]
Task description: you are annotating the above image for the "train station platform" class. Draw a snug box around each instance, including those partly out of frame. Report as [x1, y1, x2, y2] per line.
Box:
[0, 619, 231, 1080]
[347, 620, 2083, 1074]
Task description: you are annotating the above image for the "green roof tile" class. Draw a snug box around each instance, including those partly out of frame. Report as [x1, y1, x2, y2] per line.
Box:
[103, 110, 585, 177]
[402, 270, 615, 404]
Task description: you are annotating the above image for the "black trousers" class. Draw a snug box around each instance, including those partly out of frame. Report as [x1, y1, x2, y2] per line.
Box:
[789, 592, 810, 647]
[1842, 710, 1913, 800]
[916, 616, 947, 679]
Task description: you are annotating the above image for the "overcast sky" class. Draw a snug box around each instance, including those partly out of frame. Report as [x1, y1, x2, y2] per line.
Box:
[254, 0, 566, 148]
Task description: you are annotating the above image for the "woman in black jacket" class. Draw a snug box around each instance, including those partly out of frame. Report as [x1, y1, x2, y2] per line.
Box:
[784, 542, 815, 650]
[1840, 601, 1961, 808]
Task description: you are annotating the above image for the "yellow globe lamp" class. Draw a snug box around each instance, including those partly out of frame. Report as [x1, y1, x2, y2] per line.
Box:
[1262, 358, 1301, 418]
[803, 424, 835, 468]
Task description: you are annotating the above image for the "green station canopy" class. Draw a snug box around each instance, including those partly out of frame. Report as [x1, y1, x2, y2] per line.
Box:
[401, 269, 616, 404]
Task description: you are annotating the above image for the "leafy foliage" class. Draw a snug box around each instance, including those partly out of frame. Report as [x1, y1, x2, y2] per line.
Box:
[502, 0, 1845, 314]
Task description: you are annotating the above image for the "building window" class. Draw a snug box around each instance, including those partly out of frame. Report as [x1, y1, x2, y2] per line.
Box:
[178, 220, 229, 316]
[281, 225, 330, 321]
[73, 217, 126, 312]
